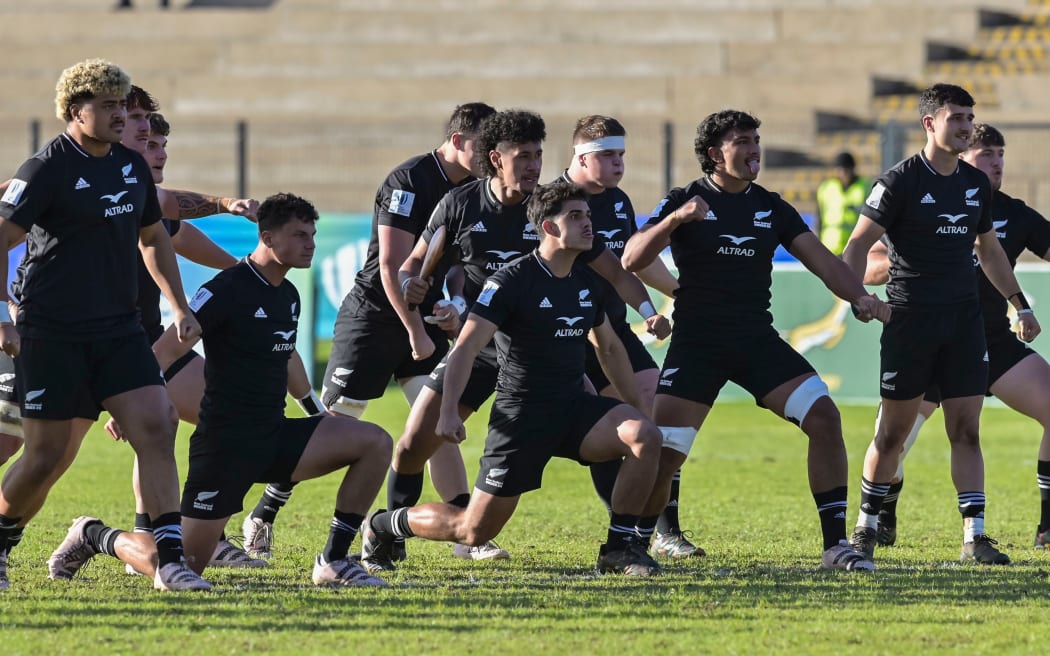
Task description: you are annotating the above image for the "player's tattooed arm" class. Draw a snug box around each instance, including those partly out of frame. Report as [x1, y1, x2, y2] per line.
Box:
[160, 188, 259, 221]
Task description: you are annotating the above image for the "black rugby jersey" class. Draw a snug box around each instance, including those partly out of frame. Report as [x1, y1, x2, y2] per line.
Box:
[137, 218, 182, 343]
[470, 251, 606, 402]
[644, 177, 809, 328]
[346, 151, 469, 320]
[558, 171, 636, 325]
[977, 191, 1050, 333]
[189, 258, 300, 428]
[0, 133, 161, 340]
[861, 152, 992, 307]
[421, 178, 604, 306]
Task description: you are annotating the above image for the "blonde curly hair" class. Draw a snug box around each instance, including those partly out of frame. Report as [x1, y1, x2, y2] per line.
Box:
[54, 59, 131, 122]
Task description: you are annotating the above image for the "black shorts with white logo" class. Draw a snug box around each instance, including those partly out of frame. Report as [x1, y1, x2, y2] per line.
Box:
[15, 331, 163, 420]
[322, 308, 449, 404]
[0, 352, 17, 404]
[475, 392, 621, 497]
[656, 323, 815, 407]
[424, 341, 500, 412]
[879, 304, 988, 401]
[584, 321, 658, 393]
[924, 323, 1037, 404]
[181, 415, 322, 519]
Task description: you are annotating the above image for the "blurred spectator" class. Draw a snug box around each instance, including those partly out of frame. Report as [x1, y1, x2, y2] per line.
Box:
[814, 152, 870, 255]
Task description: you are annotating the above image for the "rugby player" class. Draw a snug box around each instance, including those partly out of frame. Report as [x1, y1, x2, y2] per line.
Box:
[841, 85, 1040, 565]
[557, 115, 698, 558]
[363, 181, 664, 576]
[47, 193, 392, 589]
[240, 103, 499, 561]
[622, 109, 888, 572]
[0, 59, 203, 591]
[863, 123, 1050, 551]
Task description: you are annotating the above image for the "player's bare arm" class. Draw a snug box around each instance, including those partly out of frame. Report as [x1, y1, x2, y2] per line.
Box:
[587, 250, 671, 339]
[636, 256, 679, 300]
[621, 195, 708, 272]
[589, 321, 646, 415]
[436, 315, 498, 444]
[790, 231, 889, 323]
[379, 225, 433, 359]
[975, 229, 1040, 342]
[864, 240, 890, 286]
[170, 222, 238, 270]
[0, 218, 26, 356]
[160, 188, 259, 222]
[139, 222, 200, 342]
[398, 234, 431, 306]
[841, 215, 887, 283]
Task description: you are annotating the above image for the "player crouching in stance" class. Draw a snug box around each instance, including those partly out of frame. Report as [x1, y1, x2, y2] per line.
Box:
[363, 181, 664, 577]
[47, 193, 393, 590]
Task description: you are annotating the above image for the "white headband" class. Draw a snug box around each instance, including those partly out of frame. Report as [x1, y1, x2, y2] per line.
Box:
[573, 136, 626, 156]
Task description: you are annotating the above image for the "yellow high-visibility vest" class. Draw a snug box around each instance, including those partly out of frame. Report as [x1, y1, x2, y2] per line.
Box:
[817, 176, 870, 254]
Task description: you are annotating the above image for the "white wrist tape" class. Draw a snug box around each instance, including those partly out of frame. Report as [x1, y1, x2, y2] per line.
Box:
[573, 136, 626, 156]
[450, 295, 468, 315]
[295, 390, 325, 416]
[638, 300, 657, 319]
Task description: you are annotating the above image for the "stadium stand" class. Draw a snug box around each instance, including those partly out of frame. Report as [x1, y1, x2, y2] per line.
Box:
[1, 0, 1048, 216]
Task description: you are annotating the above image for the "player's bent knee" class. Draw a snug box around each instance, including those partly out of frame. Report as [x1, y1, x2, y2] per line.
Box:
[784, 376, 830, 427]
[659, 426, 697, 456]
[328, 395, 367, 419]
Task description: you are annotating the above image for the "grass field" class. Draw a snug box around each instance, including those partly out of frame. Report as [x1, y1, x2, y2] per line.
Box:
[1, 393, 1049, 654]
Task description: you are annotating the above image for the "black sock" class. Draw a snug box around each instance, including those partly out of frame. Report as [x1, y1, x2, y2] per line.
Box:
[880, 480, 904, 526]
[606, 511, 637, 550]
[814, 486, 848, 550]
[656, 469, 682, 535]
[321, 510, 364, 563]
[635, 515, 658, 546]
[85, 520, 124, 558]
[251, 482, 297, 524]
[1038, 460, 1050, 532]
[151, 512, 185, 567]
[0, 514, 22, 555]
[589, 459, 620, 514]
[372, 508, 415, 539]
[446, 493, 470, 509]
[133, 512, 152, 534]
[387, 469, 425, 510]
[858, 476, 890, 528]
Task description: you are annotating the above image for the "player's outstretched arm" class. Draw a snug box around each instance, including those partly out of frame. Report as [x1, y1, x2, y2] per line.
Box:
[636, 256, 679, 300]
[588, 250, 670, 339]
[790, 231, 889, 323]
[976, 229, 1041, 342]
[589, 321, 646, 415]
[437, 315, 497, 443]
[160, 188, 259, 222]
[171, 222, 238, 270]
[140, 222, 200, 342]
[841, 215, 886, 282]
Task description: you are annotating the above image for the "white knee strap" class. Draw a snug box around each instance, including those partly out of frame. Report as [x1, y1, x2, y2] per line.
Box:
[327, 394, 367, 419]
[784, 376, 830, 426]
[0, 400, 22, 438]
[660, 426, 697, 456]
[400, 376, 429, 406]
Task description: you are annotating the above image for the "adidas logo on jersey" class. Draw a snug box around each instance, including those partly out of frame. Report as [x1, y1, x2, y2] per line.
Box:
[539, 297, 553, 308]
[921, 193, 936, 204]
[704, 210, 718, 221]
[254, 307, 268, 318]
[74, 178, 90, 190]
[470, 222, 488, 232]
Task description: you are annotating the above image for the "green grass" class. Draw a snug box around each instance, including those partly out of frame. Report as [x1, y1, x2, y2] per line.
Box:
[2, 394, 1049, 654]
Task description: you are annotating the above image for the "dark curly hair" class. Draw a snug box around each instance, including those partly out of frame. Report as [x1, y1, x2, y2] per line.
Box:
[474, 109, 546, 177]
[918, 83, 975, 119]
[527, 180, 589, 233]
[694, 110, 760, 174]
[258, 192, 319, 232]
